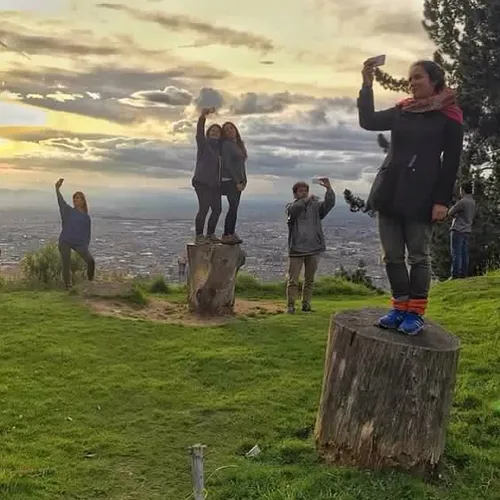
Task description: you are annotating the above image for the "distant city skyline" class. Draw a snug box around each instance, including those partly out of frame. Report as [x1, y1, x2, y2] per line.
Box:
[1, 0, 433, 197]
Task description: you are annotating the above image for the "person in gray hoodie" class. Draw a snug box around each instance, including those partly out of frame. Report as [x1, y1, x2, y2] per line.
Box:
[220, 121, 247, 245]
[192, 108, 223, 245]
[286, 178, 335, 314]
[449, 181, 476, 278]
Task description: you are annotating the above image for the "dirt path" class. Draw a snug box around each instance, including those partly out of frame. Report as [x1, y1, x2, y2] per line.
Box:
[86, 296, 284, 326]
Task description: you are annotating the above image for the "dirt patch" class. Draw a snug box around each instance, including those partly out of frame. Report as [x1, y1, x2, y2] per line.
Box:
[86, 296, 284, 326]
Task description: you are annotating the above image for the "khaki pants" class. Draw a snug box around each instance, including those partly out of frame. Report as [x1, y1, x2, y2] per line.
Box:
[286, 254, 320, 306]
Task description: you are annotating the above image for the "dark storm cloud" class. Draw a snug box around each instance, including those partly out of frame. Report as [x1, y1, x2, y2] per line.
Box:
[0, 22, 164, 59]
[98, 3, 275, 52]
[1, 64, 229, 123]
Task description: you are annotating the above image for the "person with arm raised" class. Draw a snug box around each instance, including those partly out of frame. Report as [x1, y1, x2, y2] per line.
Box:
[286, 178, 335, 314]
[359, 59, 464, 335]
[55, 178, 95, 289]
[191, 108, 223, 245]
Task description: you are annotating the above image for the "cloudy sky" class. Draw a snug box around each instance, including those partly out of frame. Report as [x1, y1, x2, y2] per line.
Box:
[0, 0, 434, 200]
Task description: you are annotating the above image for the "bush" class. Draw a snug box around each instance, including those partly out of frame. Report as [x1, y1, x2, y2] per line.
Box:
[126, 285, 149, 306]
[235, 273, 284, 298]
[235, 272, 378, 299]
[335, 262, 383, 293]
[21, 241, 86, 288]
[148, 275, 170, 294]
[314, 276, 377, 296]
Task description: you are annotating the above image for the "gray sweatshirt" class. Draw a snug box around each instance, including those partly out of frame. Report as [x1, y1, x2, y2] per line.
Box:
[192, 115, 221, 189]
[286, 190, 336, 256]
[221, 139, 247, 185]
[449, 194, 476, 233]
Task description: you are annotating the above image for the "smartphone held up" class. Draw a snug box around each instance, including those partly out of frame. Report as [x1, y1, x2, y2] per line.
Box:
[365, 54, 386, 67]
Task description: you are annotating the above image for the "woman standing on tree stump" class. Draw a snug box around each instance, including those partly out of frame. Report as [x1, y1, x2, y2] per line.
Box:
[220, 121, 247, 245]
[192, 108, 223, 245]
[358, 59, 463, 335]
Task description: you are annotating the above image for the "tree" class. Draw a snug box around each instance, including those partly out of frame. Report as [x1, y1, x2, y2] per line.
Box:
[345, 0, 500, 278]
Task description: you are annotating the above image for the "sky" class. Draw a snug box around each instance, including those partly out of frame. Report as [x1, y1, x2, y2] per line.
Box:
[0, 0, 435, 201]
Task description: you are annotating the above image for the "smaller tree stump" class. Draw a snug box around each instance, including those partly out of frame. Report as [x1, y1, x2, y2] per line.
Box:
[187, 243, 245, 316]
[315, 308, 460, 478]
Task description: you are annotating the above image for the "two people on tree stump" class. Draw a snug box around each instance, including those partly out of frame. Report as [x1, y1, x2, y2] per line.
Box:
[192, 107, 247, 246]
[359, 59, 464, 335]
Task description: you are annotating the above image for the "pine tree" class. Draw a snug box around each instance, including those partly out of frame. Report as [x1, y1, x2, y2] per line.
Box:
[345, 0, 500, 277]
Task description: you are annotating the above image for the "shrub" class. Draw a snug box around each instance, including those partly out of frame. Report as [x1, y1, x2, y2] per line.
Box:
[149, 275, 170, 294]
[235, 272, 284, 298]
[314, 276, 376, 296]
[21, 241, 86, 288]
[126, 285, 149, 306]
[235, 272, 378, 299]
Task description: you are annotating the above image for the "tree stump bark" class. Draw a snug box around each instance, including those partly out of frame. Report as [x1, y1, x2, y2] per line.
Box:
[315, 307, 460, 478]
[187, 243, 245, 316]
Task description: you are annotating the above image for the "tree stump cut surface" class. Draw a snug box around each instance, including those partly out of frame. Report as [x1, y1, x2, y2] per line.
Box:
[187, 243, 245, 316]
[315, 308, 460, 478]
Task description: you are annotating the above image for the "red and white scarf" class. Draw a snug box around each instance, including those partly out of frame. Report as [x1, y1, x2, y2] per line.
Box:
[397, 87, 463, 124]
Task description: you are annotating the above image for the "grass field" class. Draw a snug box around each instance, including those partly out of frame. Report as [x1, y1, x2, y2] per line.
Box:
[0, 275, 499, 499]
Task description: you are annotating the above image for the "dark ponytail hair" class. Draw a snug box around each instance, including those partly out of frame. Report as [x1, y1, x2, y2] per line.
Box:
[222, 121, 247, 159]
[412, 60, 446, 92]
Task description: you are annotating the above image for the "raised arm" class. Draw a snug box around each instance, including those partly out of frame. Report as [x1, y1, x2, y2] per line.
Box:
[319, 188, 336, 219]
[357, 86, 396, 131]
[55, 178, 69, 218]
[434, 119, 464, 208]
[357, 63, 395, 131]
[196, 114, 207, 148]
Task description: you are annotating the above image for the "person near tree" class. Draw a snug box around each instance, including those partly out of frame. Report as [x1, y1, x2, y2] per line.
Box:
[192, 108, 223, 245]
[55, 178, 95, 289]
[286, 178, 335, 314]
[220, 121, 247, 245]
[358, 59, 463, 335]
[449, 181, 475, 279]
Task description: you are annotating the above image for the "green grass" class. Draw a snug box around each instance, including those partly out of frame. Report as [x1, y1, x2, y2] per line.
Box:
[0, 276, 499, 499]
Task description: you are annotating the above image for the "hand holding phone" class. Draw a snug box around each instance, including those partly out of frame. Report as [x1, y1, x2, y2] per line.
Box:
[364, 54, 386, 67]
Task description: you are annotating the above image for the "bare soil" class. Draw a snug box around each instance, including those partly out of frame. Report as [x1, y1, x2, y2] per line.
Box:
[86, 296, 284, 326]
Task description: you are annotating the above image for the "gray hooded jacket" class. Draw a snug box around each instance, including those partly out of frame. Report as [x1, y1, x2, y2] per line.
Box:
[286, 189, 336, 256]
[221, 139, 247, 185]
[192, 115, 221, 189]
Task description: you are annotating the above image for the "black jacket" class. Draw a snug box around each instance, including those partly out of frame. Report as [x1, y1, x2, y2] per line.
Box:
[358, 86, 464, 221]
[192, 115, 221, 189]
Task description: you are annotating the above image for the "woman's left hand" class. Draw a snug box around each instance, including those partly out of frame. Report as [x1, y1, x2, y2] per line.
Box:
[236, 183, 245, 192]
[431, 204, 448, 221]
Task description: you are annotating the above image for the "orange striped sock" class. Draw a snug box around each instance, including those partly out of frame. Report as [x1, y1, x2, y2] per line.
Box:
[391, 298, 408, 311]
[408, 298, 428, 315]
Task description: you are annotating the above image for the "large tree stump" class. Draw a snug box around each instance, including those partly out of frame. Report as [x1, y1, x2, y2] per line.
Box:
[315, 308, 460, 478]
[187, 243, 245, 316]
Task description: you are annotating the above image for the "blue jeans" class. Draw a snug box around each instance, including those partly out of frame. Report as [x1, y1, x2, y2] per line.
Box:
[450, 230, 469, 278]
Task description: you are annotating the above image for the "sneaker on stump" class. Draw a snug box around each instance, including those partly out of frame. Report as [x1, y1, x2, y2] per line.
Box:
[377, 309, 406, 330]
[398, 312, 425, 336]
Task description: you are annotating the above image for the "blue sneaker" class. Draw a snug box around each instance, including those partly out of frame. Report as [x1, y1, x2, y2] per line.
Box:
[377, 309, 406, 330]
[398, 312, 424, 336]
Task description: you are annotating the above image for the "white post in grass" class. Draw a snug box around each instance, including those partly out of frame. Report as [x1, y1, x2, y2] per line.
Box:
[190, 444, 206, 500]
